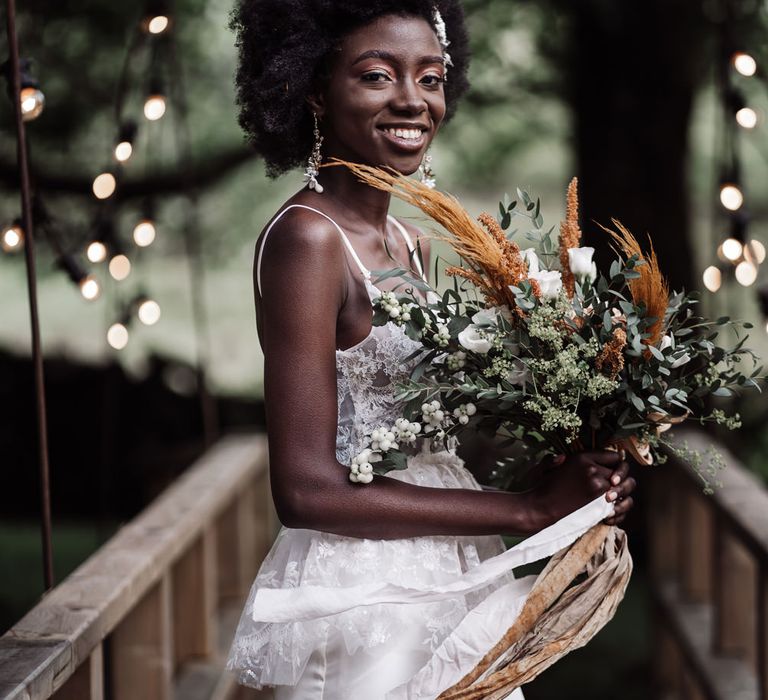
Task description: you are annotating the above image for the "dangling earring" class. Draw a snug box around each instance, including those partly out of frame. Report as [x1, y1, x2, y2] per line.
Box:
[419, 150, 436, 189]
[304, 112, 324, 194]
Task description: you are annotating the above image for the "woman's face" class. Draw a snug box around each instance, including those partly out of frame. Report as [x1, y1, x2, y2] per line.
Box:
[314, 14, 447, 176]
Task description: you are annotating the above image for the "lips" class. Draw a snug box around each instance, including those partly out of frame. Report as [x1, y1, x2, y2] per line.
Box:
[377, 125, 428, 153]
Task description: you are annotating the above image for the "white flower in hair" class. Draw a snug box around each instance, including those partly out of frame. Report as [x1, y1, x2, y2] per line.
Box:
[432, 7, 453, 67]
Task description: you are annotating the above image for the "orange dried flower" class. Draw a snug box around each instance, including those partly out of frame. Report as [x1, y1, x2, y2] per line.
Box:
[596, 327, 627, 380]
[559, 177, 583, 298]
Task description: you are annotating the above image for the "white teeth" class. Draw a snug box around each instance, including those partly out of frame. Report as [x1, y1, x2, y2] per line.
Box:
[385, 128, 423, 140]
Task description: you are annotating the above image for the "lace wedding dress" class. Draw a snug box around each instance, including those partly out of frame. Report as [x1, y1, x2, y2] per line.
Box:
[226, 205, 615, 699]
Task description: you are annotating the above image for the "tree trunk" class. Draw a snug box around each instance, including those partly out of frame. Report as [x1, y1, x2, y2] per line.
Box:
[558, 0, 712, 292]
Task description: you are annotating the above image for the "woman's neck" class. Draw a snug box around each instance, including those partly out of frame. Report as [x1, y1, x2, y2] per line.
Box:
[317, 162, 392, 234]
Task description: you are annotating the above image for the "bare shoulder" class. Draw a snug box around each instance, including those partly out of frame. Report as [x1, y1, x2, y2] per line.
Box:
[254, 205, 347, 297]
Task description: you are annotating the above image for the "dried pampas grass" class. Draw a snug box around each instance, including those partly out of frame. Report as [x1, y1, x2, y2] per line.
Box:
[330, 159, 533, 309]
[598, 220, 669, 347]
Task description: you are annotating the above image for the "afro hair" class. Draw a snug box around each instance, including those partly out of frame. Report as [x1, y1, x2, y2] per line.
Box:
[229, 0, 470, 178]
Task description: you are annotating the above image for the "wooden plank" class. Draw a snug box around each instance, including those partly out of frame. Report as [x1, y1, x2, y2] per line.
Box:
[51, 643, 103, 700]
[681, 484, 714, 604]
[110, 575, 173, 700]
[655, 579, 759, 700]
[716, 527, 758, 673]
[671, 430, 768, 564]
[172, 528, 217, 669]
[0, 435, 267, 700]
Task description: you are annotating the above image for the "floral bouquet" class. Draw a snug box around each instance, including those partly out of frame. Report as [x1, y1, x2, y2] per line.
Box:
[332, 160, 763, 492]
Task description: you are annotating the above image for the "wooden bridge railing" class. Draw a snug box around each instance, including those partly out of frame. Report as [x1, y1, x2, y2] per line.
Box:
[0, 433, 272, 700]
[650, 428, 768, 700]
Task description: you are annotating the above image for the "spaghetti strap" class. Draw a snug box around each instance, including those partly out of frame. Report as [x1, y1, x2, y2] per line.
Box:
[388, 215, 426, 281]
[255, 204, 370, 297]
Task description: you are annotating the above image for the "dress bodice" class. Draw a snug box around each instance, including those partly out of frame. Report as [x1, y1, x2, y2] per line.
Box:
[334, 278, 424, 465]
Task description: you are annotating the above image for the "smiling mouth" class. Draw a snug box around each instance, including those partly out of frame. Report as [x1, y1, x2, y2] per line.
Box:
[377, 126, 428, 151]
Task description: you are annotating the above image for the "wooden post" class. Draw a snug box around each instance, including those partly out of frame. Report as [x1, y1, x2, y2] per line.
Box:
[172, 526, 217, 669]
[715, 526, 758, 673]
[654, 621, 680, 697]
[51, 644, 104, 700]
[680, 484, 713, 604]
[681, 664, 707, 700]
[649, 467, 678, 581]
[110, 575, 173, 700]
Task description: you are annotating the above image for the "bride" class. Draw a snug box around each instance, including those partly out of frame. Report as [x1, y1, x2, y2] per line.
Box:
[226, 2, 637, 698]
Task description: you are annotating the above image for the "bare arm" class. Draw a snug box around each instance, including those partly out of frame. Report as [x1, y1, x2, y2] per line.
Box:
[257, 211, 632, 541]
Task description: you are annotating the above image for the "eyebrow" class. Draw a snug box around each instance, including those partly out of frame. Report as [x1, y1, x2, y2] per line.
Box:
[351, 49, 445, 66]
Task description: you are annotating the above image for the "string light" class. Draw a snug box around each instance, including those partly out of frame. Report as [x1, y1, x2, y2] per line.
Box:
[80, 276, 101, 301]
[114, 121, 137, 163]
[93, 172, 117, 199]
[719, 183, 744, 211]
[15, 58, 45, 122]
[1, 219, 24, 253]
[142, 0, 171, 34]
[57, 253, 101, 301]
[133, 220, 156, 247]
[735, 260, 758, 286]
[144, 78, 167, 121]
[137, 298, 161, 325]
[721, 237, 743, 261]
[86, 240, 107, 263]
[148, 16, 170, 34]
[744, 239, 766, 265]
[702, 265, 722, 292]
[736, 107, 758, 129]
[732, 51, 757, 77]
[108, 254, 131, 281]
[107, 322, 129, 350]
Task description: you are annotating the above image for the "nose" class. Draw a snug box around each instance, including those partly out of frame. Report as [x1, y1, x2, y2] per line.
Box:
[390, 77, 427, 115]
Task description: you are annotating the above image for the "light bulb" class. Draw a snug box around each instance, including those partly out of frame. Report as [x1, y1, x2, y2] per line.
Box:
[720, 184, 743, 211]
[1, 223, 24, 252]
[733, 52, 757, 77]
[744, 239, 766, 265]
[736, 107, 758, 129]
[702, 266, 722, 292]
[721, 237, 743, 261]
[20, 86, 45, 121]
[114, 141, 133, 162]
[79, 275, 101, 301]
[107, 323, 129, 350]
[735, 260, 757, 286]
[138, 299, 161, 325]
[148, 15, 169, 34]
[109, 254, 131, 281]
[144, 95, 166, 121]
[133, 220, 156, 247]
[93, 173, 117, 200]
[86, 241, 107, 263]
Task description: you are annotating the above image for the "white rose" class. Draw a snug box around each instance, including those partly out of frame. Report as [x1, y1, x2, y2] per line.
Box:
[520, 248, 540, 274]
[458, 325, 493, 354]
[527, 270, 562, 300]
[568, 247, 596, 281]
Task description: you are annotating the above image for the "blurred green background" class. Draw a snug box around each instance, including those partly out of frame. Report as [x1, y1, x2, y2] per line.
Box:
[2, 1, 768, 696]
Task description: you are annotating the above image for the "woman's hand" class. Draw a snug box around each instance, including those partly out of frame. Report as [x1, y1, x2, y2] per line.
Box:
[531, 450, 636, 528]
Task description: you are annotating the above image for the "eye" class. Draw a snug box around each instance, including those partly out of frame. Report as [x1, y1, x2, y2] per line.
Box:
[420, 73, 446, 87]
[362, 70, 392, 83]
